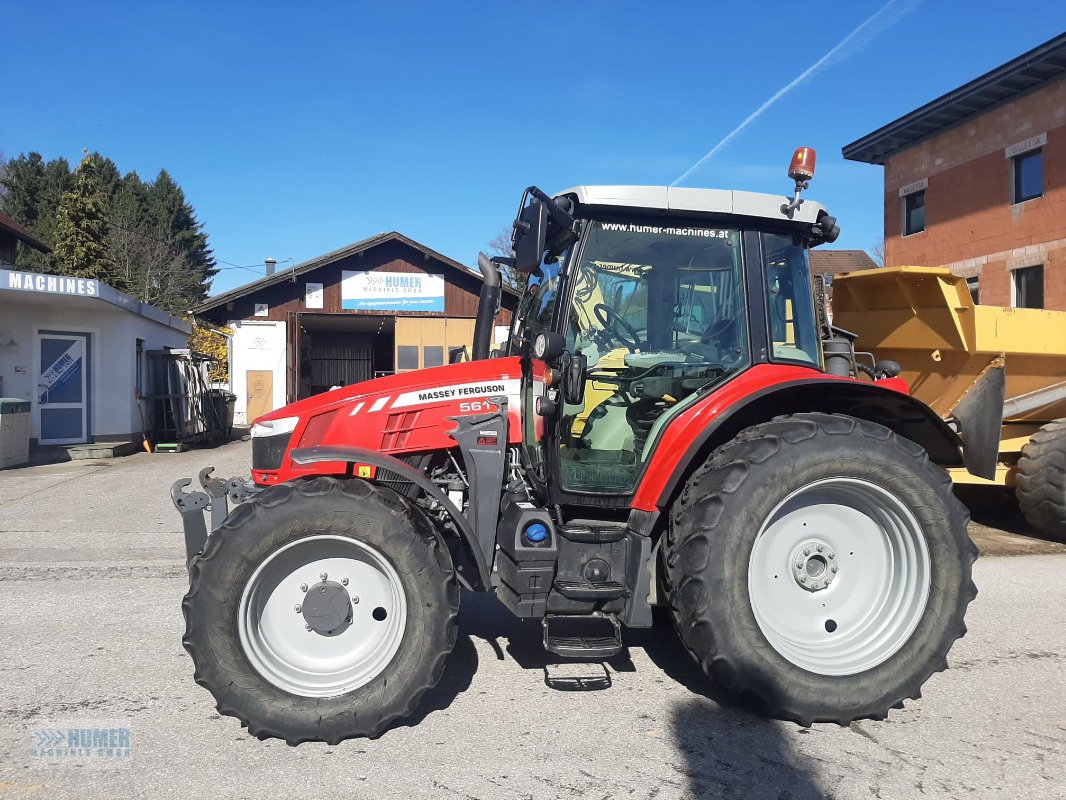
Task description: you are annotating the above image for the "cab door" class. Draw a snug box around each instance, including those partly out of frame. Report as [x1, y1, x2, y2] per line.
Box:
[553, 221, 750, 498]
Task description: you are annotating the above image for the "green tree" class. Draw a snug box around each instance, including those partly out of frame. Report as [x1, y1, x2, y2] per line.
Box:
[143, 169, 218, 308]
[0, 152, 72, 273]
[2, 150, 217, 312]
[53, 153, 121, 286]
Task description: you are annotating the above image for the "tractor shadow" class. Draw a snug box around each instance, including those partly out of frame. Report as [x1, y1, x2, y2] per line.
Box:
[666, 701, 827, 799]
[625, 610, 826, 797]
[413, 595, 825, 797]
[953, 485, 1066, 554]
[408, 589, 637, 728]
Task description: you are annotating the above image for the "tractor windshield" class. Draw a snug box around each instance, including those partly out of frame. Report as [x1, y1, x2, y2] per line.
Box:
[557, 221, 750, 494]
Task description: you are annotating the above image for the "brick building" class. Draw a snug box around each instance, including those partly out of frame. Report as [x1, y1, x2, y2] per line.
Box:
[843, 34, 1066, 308]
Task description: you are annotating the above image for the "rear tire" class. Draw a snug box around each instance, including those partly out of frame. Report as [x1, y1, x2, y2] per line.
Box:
[182, 476, 458, 744]
[665, 413, 976, 726]
[1015, 420, 1066, 540]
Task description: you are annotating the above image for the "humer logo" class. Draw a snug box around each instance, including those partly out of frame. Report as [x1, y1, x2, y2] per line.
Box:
[341, 270, 445, 312]
[30, 724, 133, 767]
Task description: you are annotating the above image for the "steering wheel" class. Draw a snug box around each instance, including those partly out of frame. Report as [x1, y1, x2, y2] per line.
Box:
[697, 317, 744, 366]
[700, 318, 736, 345]
[594, 303, 643, 352]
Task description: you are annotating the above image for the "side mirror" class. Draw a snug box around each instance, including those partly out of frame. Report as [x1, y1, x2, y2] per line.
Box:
[562, 353, 587, 406]
[813, 213, 840, 244]
[512, 199, 548, 273]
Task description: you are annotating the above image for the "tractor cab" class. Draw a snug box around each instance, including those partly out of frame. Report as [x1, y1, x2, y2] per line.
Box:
[502, 161, 839, 501]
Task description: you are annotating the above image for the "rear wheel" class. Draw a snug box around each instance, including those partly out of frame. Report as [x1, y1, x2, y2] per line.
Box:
[1015, 419, 1066, 540]
[183, 476, 458, 744]
[665, 413, 976, 725]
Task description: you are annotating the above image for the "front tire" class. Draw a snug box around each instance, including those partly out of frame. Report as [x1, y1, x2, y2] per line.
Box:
[665, 413, 977, 725]
[182, 476, 459, 744]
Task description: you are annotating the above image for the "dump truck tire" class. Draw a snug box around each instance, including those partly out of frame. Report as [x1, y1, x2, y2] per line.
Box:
[665, 413, 976, 726]
[182, 476, 458, 744]
[1015, 419, 1066, 540]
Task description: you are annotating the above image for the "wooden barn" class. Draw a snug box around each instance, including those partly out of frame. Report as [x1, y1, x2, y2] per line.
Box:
[195, 232, 518, 424]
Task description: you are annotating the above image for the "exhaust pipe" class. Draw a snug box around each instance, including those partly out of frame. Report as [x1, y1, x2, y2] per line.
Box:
[473, 252, 502, 361]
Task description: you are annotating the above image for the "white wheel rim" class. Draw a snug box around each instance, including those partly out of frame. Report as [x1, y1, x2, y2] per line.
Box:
[747, 478, 931, 676]
[238, 534, 407, 697]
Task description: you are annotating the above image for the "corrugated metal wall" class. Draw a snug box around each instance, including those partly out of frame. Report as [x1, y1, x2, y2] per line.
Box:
[307, 332, 374, 389]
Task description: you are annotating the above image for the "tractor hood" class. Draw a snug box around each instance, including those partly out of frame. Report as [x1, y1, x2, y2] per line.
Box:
[254, 357, 525, 424]
[249, 356, 531, 484]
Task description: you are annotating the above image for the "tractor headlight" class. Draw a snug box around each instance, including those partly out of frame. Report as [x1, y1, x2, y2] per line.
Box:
[251, 416, 299, 471]
[251, 416, 299, 438]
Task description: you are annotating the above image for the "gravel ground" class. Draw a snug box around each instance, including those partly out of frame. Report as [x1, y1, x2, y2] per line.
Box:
[0, 440, 1063, 800]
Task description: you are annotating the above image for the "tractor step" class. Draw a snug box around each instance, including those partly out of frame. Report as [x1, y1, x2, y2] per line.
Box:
[558, 519, 628, 544]
[553, 579, 629, 601]
[543, 615, 622, 660]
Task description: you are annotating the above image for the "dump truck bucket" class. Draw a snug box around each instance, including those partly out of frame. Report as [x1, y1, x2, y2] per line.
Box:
[832, 266, 1066, 425]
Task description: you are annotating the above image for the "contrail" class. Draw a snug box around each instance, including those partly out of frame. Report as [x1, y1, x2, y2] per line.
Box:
[671, 0, 919, 186]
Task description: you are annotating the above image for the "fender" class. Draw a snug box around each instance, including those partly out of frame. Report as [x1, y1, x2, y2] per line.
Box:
[289, 445, 490, 589]
[632, 365, 965, 512]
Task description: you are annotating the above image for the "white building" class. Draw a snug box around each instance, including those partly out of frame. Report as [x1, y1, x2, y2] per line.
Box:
[0, 267, 191, 454]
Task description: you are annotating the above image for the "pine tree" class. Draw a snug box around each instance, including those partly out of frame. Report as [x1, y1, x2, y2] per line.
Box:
[53, 153, 122, 287]
[145, 169, 217, 307]
[0, 152, 73, 273]
[2, 150, 216, 310]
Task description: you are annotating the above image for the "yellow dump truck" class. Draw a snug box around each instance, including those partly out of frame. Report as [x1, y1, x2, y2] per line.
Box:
[832, 266, 1066, 539]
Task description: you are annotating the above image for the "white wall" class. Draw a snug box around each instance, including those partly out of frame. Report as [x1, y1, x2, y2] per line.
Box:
[229, 319, 287, 424]
[0, 297, 188, 441]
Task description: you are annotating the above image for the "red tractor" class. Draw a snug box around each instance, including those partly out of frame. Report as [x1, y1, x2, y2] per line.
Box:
[174, 149, 978, 744]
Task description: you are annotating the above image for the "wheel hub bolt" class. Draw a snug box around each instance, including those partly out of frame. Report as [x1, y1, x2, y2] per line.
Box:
[299, 583, 308, 592]
[790, 540, 838, 592]
[341, 577, 349, 586]
[352, 596, 360, 604]
[294, 604, 302, 613]
[305, 624, 312, 632]
[320, 572, 328, 581]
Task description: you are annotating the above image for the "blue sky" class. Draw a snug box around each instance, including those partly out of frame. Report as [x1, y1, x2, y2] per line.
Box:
[4, 1, 1064, 294]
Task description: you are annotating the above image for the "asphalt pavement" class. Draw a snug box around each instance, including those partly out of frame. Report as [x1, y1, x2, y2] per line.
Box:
[0, 439, 1063, 800]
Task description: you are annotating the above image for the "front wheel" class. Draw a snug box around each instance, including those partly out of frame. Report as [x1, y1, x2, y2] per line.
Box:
[182, 476, 458, 744]
[665, 413, 977, 725]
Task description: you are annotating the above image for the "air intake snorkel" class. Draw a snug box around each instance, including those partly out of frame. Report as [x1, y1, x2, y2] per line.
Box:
[472, 251, 502, 361]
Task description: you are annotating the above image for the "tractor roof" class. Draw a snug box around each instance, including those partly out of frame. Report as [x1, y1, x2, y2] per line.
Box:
[555, 185, 828, 226]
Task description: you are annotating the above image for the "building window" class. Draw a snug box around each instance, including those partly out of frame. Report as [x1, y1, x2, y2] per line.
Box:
[1012, 265, 1044, 309]
[1013, 149, 1043, 203]
[903, 190, 925, 235]
[422, 346, 444, 368]
[397, 345, 419, 371]
[966, 276, 979, 304]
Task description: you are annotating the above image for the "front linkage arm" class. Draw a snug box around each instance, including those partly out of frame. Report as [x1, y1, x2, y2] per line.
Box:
[171, 467, 261, 561]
